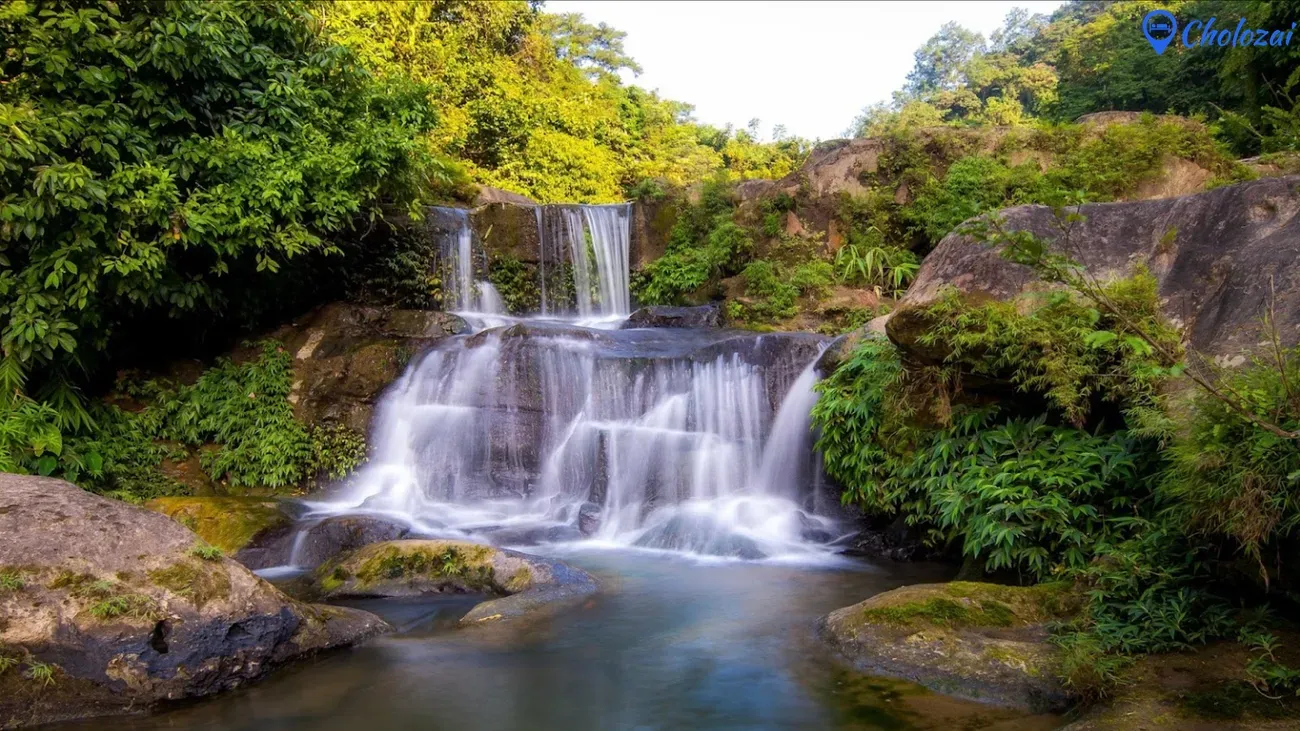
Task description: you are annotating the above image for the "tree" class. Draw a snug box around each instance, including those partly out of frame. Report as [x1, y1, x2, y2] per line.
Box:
[0, 0, 438, 419]
[904, 22, 986, 95]
[539, 12, 642, 79]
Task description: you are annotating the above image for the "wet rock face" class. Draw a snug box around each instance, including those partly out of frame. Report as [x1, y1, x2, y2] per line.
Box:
[622, 305, 722, 329]
[894, 176, 1300, 357]
[0, 475, 388, 728]
[310, 540, 598, 626]
[819, 581, 1077, 713]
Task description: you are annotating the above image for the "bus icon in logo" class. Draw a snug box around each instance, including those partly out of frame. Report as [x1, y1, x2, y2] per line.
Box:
[1142, 9, 1178, 54]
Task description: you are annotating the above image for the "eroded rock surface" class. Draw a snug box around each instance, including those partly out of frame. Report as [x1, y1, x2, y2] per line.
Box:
[0, 474, 387, 728]
[819, 581, 1077, 713]
[311, 540, 598, 625]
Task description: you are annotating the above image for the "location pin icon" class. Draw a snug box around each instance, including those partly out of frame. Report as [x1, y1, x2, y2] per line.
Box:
[1142, 10, 1178, 55]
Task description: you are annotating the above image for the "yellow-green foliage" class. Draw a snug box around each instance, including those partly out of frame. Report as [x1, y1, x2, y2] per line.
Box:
[353, 544, 494, 587]
[813, 273, 1178, 579]
[318, 2, 808, 202]
[0, 569, 24, 592]
[917, 270, 1180, 426]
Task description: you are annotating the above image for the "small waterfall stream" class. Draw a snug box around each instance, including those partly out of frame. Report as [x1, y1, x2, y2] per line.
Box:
[307, 201, 841, 561]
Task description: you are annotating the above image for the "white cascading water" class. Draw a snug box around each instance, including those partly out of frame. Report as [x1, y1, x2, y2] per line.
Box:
[535, 203, 631, 320]
[314, 327, 839, 560]
[301, 201, 841, 562]
[437, 207, 505, 315]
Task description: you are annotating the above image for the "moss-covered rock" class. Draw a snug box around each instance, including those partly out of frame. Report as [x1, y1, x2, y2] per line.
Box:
[819, 581, 1078, 713]
[311, 540, 598, 626]
[145, 496, 290, 555]
[0, 474, 388, 729]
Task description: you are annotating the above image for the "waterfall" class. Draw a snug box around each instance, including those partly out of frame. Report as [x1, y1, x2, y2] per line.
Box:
[535, 204, 631, 319]
[583, 204, 631, 317]
[433, 206, 503, 315]
[316, 325, 839, 560]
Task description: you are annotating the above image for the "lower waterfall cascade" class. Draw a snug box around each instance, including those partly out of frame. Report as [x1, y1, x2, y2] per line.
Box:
[307, 324, 843, 561]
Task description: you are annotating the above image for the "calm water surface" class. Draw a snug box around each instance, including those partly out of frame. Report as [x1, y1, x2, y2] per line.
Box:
[70, 550, 1061, 731]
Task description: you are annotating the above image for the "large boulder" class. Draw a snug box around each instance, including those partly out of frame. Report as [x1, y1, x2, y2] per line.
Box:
[310, 540, 598, 625]
[0, 475, 387, 728]
[819, 581, 1078, 713]
[892, 176, 1300, 357]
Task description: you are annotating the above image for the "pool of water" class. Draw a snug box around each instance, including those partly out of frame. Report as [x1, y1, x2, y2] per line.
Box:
[69, 550, 1061, 731]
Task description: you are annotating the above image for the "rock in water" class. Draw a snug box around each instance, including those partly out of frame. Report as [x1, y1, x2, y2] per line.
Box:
[622, 305, 722, 329]
[0, 474, 388, 728]
[818, 581, 1078, 713]
[286, 515, 414, 569]
[311, 540, 598, 625]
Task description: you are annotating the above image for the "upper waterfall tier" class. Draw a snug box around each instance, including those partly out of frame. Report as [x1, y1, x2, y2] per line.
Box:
[429, 203, 632, 319]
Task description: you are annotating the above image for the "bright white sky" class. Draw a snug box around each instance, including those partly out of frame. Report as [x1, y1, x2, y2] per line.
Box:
[545, 1, 1064, 141]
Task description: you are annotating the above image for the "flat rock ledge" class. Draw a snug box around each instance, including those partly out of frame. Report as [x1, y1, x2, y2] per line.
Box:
[310, 540, 599, 625]
[0, 474, 389, 729]
[818, 581, 1077, 713]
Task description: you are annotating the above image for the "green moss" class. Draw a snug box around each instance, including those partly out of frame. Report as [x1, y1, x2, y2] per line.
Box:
[47, 571, 101, 596]
[862, 597, 1016, 629]
[858, 582, 1077, 631]
[319, 565, 351, 593]
[146, 496, 287, 553]
[353, 544, 495, 589]
[148, 559, 231, 608]
[504, 566, 533, 593]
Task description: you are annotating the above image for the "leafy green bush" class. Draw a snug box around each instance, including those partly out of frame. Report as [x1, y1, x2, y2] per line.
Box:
[0, 0, 441, 398]
[636, 178, 752, 305]
[910, 156, 1047, 243]
[487, 255, 541, 314]
[917, 273, 1179, 426]
[737, 260, 800, 322]
[814, 274, 1177, 578]
[909, 117, 1247, 244]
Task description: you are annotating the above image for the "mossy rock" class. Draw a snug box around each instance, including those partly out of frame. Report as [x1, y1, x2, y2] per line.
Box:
[145, 496, 289, 554]
[820, 581, 1079, 713]
[311, 540, 598, 626]
[0, 474, 387, 728]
